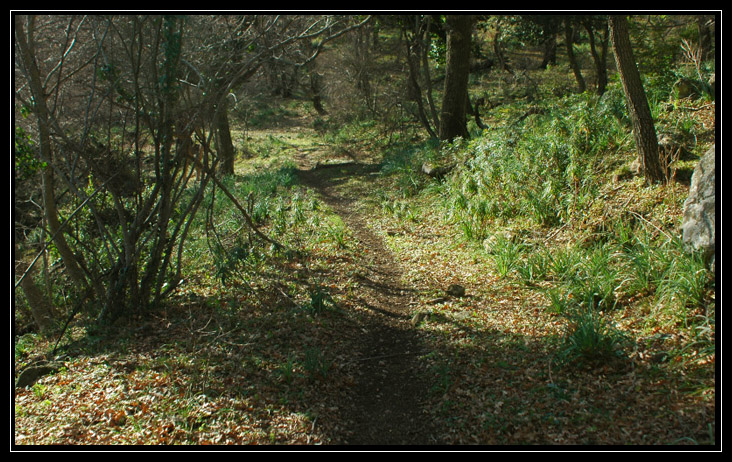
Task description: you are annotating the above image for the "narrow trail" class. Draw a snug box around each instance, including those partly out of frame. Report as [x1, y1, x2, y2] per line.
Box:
[297, 160, 440, 445]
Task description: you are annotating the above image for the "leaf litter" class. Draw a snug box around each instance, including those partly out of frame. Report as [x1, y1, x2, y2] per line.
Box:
[15, 145, 715, 447]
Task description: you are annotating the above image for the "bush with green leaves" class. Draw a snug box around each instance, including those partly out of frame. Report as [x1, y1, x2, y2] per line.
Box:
[515, 247, 552, 286]
[488, 234, 525, 278]
[183, 162, 304, 284]
[14, 126, 46, 180]
[303, 347, 332, 379]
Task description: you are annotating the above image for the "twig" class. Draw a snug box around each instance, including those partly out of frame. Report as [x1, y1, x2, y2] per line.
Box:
[543, 222, 570, 243]
[547, 357, 554, 385]
[51, 287, 94, 356]
[356, 351, 426, 362]
[192, 152, 284, 250]
[627, 210, 673, 241]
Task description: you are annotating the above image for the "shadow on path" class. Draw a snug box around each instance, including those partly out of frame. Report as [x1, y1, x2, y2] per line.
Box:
[298, 162, 440, 445]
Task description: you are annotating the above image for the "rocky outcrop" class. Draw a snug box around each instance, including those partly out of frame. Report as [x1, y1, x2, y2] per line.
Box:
[681, 144, 716, 271]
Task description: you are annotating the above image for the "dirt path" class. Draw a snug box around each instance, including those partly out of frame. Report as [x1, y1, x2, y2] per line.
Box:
[298, 160, 440, 445]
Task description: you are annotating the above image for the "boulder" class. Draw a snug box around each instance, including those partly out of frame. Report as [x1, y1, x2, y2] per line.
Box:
[16, 360, 64, 388]
[681, 145, 716, 271]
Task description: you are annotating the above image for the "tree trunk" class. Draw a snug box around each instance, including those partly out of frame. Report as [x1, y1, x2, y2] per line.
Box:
[540, 32, 557, 69]
[404, 29, 437, 138]
[420, 17, 440, 133]
[402, 15, 439, 139]
[15, 16, 90, 292]
[609, 15, 665, 183]
[492, 26, 515, 77]
[584, 18, 609, 95]
[16, 243, 57, 333]
[564, 17, 586, 93]
[215, 102, 236, 176]
[310, 70, 327, 115]
[439, 15, 473, 142]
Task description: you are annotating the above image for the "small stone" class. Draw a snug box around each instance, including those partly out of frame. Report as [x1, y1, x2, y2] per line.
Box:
[411, 311, 429, 327]
[446, 284, 466, 297]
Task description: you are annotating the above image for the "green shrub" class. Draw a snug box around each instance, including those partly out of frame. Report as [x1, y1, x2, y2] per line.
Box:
[303, 348, 332, 379]
[547, 245, 583, 282]
[516, 248, 552, 286]
[569, 243, 624, 311]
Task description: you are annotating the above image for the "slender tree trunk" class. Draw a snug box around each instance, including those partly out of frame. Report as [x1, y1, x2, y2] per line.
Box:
[493, 26, 515, 77]
[404, 30, 437, 139]
[536, 17, 560, 70]
[15, 16, 89, 291]
[439, 15, 473, 142]
[564, 17, 586, 93]
[402, 16, 439, 138]
[540, 33, 557, 69]
[420, 17, 440, 133]
[406, 52, 437, 138]
[609, 15, 664, 183]
[584, 18, 609, 95]
[310, 70, 327, 115]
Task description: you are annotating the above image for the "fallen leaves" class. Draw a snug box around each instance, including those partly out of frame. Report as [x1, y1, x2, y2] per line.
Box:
[14, 144, 716, 447]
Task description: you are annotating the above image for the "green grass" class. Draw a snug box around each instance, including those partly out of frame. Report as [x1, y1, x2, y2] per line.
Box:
[557, 307, 629, 366]
[489, 234, 524, 279]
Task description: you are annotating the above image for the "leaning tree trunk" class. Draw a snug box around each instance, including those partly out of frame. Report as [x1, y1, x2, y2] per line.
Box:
[540, 32, 557, 69]
[564, 17, 586, 93]
[405, 26, 437, 139]
[609, 15, 665, 183]
[439, 15, 473, 142]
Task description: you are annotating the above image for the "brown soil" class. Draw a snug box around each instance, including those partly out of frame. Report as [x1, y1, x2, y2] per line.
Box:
[298, 159, 440, 445]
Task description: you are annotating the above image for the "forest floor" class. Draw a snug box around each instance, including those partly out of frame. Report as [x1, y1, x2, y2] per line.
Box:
[14, 114, 716, 448]
[290, 144, 716, 446]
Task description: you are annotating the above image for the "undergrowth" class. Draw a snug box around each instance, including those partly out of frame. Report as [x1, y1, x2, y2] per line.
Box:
[15, 40, 716, 445]
[378, 84, 715, 367]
